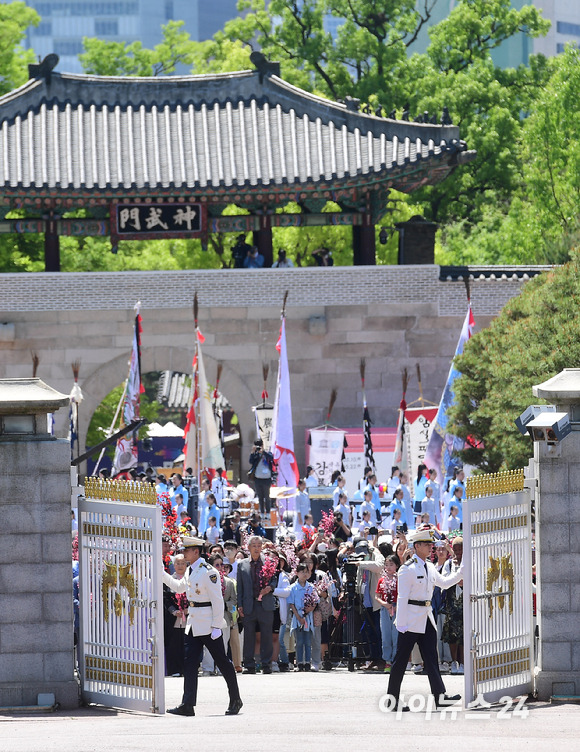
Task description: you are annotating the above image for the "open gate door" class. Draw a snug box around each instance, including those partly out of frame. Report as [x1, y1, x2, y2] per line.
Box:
[463, 469, 534, 705]
[78, 479, 165, 714]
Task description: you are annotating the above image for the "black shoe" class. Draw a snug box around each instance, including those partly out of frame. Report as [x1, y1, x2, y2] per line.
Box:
[304, 663, 311, 672]
[278, 662, 290, 673]
[242, 667, 256, 674]
[262, 665, 272, 674]
[435, 693, 461, 707]
[296, 664, 304, 672]
[225, 697, 243, 715]
[167, 704, 195, 716]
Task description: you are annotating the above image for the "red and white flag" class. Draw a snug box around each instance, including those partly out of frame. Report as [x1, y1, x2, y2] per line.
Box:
[113, 302, 144, 475]
[271, 318, 300, 491]
[183, 353, 198, 473]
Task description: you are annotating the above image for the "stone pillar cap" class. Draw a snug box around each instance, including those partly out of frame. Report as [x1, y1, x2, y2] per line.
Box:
[532, 368, 580, 403]
[0, 378, 69, 414]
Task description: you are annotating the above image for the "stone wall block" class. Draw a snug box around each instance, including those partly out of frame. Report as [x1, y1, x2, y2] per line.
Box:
[0, 594, 42, 623]
[42, 591, 73, 623]
[39, 473, 72, 505]
[0, 562, 71, 594]
[0, 653, 42, 682]
[539, 583, 571, 612]
[0, 533, 41, 562]
[1, 623, 73, 653]
[538, 523, 570, 554]
[42, 533, 74, 564]
[537, 492, 574, 524]
[540, 612, 580, 642]
[44, 651, 74, 682]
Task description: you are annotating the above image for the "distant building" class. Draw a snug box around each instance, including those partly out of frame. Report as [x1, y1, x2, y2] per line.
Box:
[14, 0, 239, 74]
[409, 0, 579, 65]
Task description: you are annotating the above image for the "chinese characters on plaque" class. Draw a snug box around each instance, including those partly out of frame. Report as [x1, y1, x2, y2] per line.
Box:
[113, 202, 203, 239]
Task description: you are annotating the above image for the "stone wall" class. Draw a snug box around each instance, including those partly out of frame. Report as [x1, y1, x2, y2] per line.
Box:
[0, 438, 78, 707]
[534, 429, 580, 699]
[0, 265, 533, 472]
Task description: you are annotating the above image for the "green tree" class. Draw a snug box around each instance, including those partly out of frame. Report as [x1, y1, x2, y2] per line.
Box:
[447, 252, 580, 472]
[86, 380, 161, 460]
[0, 2, 39, 96]
[438, 44, 580, 264]
[79, 20, 197, 76]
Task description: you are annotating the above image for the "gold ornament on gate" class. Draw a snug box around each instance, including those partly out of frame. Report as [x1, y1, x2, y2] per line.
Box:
[485, 552, 515, 618]
[102, 560, 138, 625]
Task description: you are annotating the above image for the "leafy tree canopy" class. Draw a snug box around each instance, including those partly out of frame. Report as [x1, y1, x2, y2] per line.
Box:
[0, 1, 39, 96]
[448, 252, 580, 472]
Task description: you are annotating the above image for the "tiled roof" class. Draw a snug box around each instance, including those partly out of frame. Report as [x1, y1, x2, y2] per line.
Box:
[0, 68, 472, 195]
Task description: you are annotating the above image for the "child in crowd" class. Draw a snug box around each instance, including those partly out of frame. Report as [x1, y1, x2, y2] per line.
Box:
[448, 505, 461, 530]
[204, 516, 220, 545]
[375, 554, 399, 672]
[388, 508, 403, 537]
[288, 563, 319, 671]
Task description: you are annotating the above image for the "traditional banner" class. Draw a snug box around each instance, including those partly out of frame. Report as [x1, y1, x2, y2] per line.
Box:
[113, 303, 144, 475]
[271, 318, 300, 491]
[404, 406, 438, 477]
[308, 428, 346, 485]
[253, 405, 274, 448]
[424, 304, 475, 482]
[197, 334, 225, 471]
[182, 355, 198, 473]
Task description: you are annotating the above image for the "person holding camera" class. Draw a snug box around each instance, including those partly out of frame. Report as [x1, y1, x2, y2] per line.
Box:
[332, 509, 351, 543]
[352, 538, 385, 671]
[248, 439, 274, 517]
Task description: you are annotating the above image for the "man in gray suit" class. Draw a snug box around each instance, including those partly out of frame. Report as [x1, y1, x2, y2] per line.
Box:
[237, 536, 277, 674]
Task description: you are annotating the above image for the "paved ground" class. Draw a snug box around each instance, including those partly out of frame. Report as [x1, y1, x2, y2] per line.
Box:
[0, 670, 578, 752]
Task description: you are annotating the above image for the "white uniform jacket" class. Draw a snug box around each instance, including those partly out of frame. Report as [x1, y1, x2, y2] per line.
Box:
[395, 554, 464, 635]
[163, 558, 226, 637]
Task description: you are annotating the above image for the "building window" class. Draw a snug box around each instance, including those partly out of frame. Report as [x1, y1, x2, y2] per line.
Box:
[33, 21, 53, 36]
[95, 19, 119, 35]
[36, 2, 139, 16]
[556, 21, 580, 37]
[53, 39, 85, 56]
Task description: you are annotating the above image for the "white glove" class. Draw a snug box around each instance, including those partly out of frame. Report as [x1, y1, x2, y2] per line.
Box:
[210, 628, 222, 640]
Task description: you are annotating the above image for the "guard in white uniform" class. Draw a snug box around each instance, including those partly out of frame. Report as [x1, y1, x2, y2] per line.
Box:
[163, 536, 242, 716]
[387, 526, 464, 708]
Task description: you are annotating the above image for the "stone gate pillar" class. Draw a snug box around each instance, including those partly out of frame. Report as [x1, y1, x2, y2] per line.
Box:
[0, 378, 78, 708]
[532, 368, 580, 700]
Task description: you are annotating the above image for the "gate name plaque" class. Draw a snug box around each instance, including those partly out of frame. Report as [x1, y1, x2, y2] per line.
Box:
[111, 202, 205, 239]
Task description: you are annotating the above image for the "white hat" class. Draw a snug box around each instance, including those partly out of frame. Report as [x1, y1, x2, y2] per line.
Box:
[181, 535, 205, 548]
[408, 525, 436, 544]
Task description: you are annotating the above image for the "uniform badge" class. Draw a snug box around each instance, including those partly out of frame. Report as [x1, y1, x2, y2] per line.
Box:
[209, 573, 218, 584]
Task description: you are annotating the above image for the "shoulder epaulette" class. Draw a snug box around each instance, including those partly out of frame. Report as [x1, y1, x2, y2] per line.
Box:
[403, 557, 415, 566]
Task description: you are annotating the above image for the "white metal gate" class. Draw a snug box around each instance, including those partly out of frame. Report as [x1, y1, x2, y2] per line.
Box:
[463, 469, 534, 705]
[78, 479, 165, 714]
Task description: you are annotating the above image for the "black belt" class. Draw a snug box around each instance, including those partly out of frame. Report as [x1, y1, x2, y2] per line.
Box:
[188, 601, 211, 607]
[408, 599, 432, 607]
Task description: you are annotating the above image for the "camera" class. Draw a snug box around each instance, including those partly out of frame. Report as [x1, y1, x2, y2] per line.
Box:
[526, 411, 571, 443]
[368, 526, 378, 536]
[334, 511, 343, 521]
[343, 553, 366, 582]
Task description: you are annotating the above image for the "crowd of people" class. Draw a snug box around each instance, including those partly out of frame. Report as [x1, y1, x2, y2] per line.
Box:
[158, 459, 467, 683]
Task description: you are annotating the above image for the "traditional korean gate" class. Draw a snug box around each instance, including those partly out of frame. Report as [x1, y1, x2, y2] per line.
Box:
[463, 469, 534, 705]
[78, 479, 165, 714]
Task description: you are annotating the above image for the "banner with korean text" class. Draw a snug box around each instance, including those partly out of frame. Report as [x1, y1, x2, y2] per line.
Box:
[308, 428, 346, 485]
[404, 407, 438, 477]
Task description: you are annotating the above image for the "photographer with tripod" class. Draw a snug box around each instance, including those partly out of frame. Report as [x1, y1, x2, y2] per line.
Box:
[248, 439, 274, 518]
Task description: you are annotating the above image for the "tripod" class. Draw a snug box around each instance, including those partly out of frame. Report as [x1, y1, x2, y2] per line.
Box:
[329, 581, 378, 672]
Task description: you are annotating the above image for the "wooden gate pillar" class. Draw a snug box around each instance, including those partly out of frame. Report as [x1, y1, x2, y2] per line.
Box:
[253, 214, 273, 268]
[352, 214, 376, 265]
[44, 214, 61, 272]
